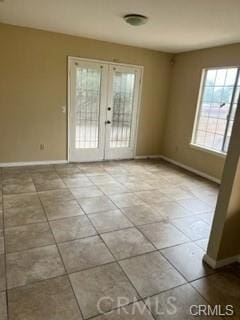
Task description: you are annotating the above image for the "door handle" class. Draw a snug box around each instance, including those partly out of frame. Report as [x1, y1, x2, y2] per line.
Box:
[105, 120, 111, 124]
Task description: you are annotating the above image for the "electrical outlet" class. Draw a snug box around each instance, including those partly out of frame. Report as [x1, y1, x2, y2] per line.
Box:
[40, 144, 45, 150]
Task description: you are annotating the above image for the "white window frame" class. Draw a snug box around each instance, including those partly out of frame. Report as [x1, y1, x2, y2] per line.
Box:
[191, 66, 240, 157]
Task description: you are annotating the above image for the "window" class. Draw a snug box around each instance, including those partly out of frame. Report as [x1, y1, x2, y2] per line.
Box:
[192, 67, 240, 154]
[110, 72, 135, 148]
[75, 67, 102, 149]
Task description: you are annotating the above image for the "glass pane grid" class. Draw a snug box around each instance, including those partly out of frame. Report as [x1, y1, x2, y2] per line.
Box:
[194, 67, 239, 153]
[75, 67, 101, 149]
[110, 71, 135, 148]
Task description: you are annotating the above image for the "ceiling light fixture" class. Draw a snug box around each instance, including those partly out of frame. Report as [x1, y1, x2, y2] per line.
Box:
[123, 14, 148, 26]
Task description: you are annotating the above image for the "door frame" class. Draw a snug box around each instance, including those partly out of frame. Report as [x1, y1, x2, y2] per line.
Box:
[67, 56, 144, 163]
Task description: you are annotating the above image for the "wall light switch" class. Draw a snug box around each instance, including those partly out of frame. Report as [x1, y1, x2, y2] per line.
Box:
[61, 106, 66, 113]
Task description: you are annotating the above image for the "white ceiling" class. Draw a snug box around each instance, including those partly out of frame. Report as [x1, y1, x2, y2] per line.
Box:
[0, 0, 240, 53]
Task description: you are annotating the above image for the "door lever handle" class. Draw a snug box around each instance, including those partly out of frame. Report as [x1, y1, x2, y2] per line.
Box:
[105, 120, 111, 124]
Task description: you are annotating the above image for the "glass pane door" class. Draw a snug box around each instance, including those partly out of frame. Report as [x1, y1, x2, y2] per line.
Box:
[69, 58, 142, 162]
[69, 59, 108, 162]
[105, 65, 141, 160]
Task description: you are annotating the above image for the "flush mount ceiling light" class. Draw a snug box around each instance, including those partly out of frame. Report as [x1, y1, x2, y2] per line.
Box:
[123, 14, 148, 26]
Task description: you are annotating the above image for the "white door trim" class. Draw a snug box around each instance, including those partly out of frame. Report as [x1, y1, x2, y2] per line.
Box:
[67, 56, 144, 162]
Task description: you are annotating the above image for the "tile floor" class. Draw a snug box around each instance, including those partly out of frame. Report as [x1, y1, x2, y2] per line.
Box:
[0, 159, 239, 319]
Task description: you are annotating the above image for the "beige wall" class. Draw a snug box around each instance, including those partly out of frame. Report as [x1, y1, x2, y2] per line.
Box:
[0, 23, 172, 163]
[162, 44, 240, 180]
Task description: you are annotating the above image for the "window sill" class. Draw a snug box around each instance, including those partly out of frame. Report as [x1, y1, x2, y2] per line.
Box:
[190, 143, 227, 158]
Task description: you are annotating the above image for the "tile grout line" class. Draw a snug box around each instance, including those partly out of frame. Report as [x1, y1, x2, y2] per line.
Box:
[78, 190, 196, 320]
[0, 160, 220, 319]
[70, 199, 158, 319]
[1, 206, 212, 237]
[53, 165, 156, 320]
[58, 173, 143, 320]
[37, 190, 85, 320]
[99, 181, 221, 296]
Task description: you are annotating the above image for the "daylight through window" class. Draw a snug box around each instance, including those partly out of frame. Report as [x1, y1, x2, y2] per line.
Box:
[192, 67, 240, 154]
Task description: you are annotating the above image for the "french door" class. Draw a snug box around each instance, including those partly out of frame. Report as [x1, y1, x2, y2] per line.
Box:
[68, 57, 142, 162]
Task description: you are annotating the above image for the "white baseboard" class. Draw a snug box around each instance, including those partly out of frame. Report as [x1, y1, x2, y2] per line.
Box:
[0, 160, 68, 167]
[134, 155, 162, 160]
[204, 253, 240, 269]
[160, 155, 221, 184]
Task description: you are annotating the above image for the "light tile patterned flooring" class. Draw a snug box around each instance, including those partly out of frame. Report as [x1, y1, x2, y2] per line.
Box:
[0, 159, 240, 319]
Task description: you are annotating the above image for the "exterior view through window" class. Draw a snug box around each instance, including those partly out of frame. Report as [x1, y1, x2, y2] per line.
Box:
[192, 67, 240, 154]
[110, 72, 135, 148]
[75, 67, 101, 149]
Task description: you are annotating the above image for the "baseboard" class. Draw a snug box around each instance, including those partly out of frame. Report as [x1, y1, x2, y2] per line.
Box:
[204, 253, 240, 269]
[134, 155, 162, 160]
[0, 160, 68, 167]
[160, 155, 221, 184]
